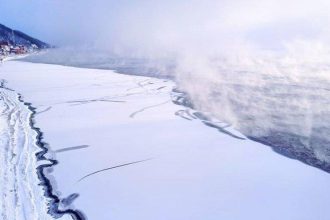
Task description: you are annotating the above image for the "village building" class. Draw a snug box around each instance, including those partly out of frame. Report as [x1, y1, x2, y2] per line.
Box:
[0, 41, 11, 55]
[0, 41, 39, 56]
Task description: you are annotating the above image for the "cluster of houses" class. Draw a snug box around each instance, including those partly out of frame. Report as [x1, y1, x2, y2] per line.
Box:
[0, 41, 39, 57]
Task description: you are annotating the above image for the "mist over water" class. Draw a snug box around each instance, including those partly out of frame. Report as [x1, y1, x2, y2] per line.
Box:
[175, 46, 330, 172]
[22, 0, 330, 172]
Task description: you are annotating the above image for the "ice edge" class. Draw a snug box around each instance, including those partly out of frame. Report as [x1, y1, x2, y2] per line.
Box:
[1, 80, 86, 220]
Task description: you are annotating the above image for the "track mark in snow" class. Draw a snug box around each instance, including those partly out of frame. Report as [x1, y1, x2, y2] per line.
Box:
[67, 99, 125, 106]
[35, 106, 52, 115]
[77, 158, 153, 183]
[156, 86, 167, 90]
[129, 100, 170, 118]
[61, 193, 80, 207]
[55, 145, 90, 153]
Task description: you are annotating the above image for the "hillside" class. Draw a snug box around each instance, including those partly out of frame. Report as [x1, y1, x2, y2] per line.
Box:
[0, 23, 49, 48]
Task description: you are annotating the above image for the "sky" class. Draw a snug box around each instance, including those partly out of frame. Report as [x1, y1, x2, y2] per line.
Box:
[1, 0, 330, 55]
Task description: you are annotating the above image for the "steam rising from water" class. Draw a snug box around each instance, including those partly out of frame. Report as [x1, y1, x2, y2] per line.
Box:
[22, 0, 330, 171]
[175, 42, 330, 171]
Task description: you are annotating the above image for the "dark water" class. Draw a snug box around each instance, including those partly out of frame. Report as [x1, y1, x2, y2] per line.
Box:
[22, 52, 175, 79]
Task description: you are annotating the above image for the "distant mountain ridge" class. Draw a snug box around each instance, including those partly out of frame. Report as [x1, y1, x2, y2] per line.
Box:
[0, 23, 49, 48]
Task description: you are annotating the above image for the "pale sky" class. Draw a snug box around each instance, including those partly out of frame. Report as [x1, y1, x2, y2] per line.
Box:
[1, 0, 329, 53]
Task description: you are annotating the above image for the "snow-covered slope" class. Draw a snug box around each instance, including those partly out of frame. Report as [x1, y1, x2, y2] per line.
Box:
[0, 61, 330, 220]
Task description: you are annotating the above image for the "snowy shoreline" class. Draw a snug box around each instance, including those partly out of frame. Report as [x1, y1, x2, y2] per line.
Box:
[24, 95, 86, 220]
[1, 61, 330, 220]
[0, 82, 76, 220]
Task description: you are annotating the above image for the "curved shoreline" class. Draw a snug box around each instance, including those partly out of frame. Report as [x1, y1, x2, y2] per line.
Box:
[0, 81, 85, 220]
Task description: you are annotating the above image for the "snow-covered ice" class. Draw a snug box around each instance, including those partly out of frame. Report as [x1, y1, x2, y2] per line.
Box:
[1, 61, 330, 220]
